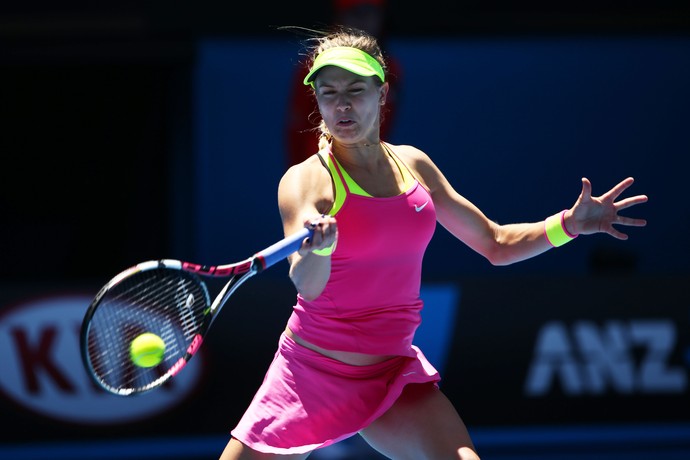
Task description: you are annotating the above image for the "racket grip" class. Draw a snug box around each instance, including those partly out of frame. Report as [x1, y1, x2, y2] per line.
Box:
[254, 227, 314, 271]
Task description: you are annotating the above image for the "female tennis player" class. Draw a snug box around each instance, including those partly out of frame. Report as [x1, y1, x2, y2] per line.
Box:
[219, 26, 648, 460]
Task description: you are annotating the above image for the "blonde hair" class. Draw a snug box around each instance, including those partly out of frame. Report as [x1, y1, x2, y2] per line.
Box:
[302, 26, 388, 151]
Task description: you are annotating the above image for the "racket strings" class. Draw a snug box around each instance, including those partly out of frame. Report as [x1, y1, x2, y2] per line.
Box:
[84, 267, 210, 394]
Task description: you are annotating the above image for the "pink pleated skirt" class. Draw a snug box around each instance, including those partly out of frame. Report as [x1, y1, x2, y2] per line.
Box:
[230, 332, 441, 454]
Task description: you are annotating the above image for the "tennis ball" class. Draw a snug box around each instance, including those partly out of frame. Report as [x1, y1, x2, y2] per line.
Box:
[130, 332, 165, 368]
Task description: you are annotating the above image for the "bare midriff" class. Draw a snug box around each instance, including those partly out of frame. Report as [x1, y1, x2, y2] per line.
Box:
[285, 327, 396, 366]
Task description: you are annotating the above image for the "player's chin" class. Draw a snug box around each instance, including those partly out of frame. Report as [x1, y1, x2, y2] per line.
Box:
[333, 125, 366, 144]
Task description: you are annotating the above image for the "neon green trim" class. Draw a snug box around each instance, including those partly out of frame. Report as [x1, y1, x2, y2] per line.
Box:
[333, 156, 372, 197]
[319, 149, 347, 215]
[304, 47, 385, 88]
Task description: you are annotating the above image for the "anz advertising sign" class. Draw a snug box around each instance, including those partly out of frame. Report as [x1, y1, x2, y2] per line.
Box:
[439, 275, 690, 425]
[524, 319, 686, 396]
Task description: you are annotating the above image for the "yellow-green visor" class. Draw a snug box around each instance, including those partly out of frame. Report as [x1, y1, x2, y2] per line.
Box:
[303, 47, 385, 87]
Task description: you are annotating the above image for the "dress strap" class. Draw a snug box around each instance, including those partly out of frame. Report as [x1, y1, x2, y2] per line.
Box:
[317, 148, 348, 215]
[381, 142, 418, 190]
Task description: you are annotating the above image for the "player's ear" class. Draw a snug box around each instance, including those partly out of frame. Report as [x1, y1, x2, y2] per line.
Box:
[378, 82, 389, 106]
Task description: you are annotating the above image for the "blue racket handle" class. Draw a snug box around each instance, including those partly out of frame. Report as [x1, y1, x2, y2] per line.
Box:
[254, 227, 314, 271]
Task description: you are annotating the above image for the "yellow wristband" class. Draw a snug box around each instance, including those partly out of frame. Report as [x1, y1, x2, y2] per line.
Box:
[312, 241, 336, 256]
[544, 210, 578, 247]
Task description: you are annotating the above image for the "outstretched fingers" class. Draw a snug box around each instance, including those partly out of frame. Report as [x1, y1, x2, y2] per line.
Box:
[615, 214, 648, 228]
[602, 176, 636, 202]
[609, 177, 648, 223]
[574, 176, 647, 238]
[614, 194, 649, 211]
[607, 177, 648, 236]
[607, 225, 630, 240]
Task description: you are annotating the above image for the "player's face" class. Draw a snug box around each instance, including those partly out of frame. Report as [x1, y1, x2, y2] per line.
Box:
[314, 66, 387, 145]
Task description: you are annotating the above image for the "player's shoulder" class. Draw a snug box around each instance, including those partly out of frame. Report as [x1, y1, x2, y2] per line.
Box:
[280, 152, 330, 189]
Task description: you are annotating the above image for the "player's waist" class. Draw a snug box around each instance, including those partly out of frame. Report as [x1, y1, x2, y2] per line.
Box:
[286, 309, 420, 357]
[284, 327, 397, 366]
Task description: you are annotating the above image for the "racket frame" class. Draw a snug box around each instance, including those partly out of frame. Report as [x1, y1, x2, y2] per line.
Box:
[80, 227, 312, 395]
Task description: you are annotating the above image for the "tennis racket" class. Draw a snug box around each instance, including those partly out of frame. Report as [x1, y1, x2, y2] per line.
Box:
[80, 227, 313, 396]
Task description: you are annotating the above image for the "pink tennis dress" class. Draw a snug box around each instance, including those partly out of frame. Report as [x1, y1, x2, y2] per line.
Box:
[231, 144, 440, 454]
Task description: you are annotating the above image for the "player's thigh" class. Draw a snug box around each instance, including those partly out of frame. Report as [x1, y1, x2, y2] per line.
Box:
[359, 383, 480, 460]
[219, 437, 310, 460]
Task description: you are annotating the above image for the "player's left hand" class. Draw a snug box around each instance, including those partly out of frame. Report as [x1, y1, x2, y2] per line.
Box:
[566, 177, 648, 240]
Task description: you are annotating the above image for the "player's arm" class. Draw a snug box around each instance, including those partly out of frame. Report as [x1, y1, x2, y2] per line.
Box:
[403, 146, 554, 266]
[278, 157, 337, 300]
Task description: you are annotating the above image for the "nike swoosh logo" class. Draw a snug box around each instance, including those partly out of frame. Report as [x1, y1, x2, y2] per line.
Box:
[402, 371, 417, 377]
[414, 201, 429, 212]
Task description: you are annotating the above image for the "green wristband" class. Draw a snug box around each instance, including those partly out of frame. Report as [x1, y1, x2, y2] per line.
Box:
[312, 241, 336, 256]
[544, 210, 578, 247]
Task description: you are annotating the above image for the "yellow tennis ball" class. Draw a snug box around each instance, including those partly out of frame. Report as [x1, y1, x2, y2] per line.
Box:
[130, 332, 165, 368]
